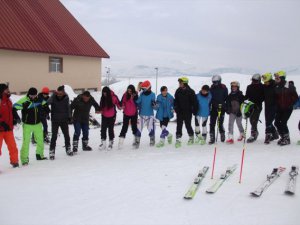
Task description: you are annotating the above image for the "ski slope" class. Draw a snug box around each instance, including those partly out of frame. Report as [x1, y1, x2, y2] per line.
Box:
[0, 73, 299, 225]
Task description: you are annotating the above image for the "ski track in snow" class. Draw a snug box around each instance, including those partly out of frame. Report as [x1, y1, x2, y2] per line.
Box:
[0, 74, 299, 225]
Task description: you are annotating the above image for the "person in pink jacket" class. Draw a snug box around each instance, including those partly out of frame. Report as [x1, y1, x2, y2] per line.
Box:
[99, 86, 121, 150]
[118, 85, 138, 149]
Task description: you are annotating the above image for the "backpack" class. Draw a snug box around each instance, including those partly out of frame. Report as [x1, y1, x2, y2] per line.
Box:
[240, 100, 255, 119]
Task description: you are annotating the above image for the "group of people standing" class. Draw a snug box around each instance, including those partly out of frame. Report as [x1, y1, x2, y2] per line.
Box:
[0, 71, 299, 168]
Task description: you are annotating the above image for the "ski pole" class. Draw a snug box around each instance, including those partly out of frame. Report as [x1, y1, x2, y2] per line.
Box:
[239, 118, 248, 183]
[211, 104, 222, 179]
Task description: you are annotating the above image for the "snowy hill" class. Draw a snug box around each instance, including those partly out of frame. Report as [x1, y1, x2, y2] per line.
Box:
[0, 73, 299, 225]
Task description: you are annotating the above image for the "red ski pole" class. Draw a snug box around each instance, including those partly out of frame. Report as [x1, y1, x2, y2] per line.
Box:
[211, 104, 222, 179]
[239, 118, 248, 183]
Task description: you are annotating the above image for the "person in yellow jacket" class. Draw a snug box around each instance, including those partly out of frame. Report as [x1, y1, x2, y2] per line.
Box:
[13, 87, 48, 165]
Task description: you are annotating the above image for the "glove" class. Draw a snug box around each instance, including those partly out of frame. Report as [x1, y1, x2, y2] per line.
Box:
[0, 122, 10, 131]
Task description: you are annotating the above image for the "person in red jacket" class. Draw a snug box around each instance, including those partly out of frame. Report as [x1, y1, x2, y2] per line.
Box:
[0, 83, 20, 168]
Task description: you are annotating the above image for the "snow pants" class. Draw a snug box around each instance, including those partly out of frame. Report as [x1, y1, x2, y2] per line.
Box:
[159, 117, 170, 139]
[119, 114, 138, 138]
[176, 112, 193, 138]
[0, 131, 19, 164]
[195, 116, 208, 135]
[73, 121, 89, 141]
[101, 116, 116, 140]
[275, 109, 293, 135]
[50, 122, 71, 150]
[265, 105, 277, 134]
[228, 113, 244, 135]
[249, 106, 262, 133]
[136, 115, 155, 137]
[210, 107, 225, 135]
[21, 123, 44, 164]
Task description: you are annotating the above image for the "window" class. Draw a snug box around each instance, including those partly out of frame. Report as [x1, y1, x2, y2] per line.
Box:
[49, 57, 63, 73]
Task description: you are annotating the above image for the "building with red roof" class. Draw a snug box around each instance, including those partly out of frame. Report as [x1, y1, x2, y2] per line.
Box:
[0, 0, 109, 93]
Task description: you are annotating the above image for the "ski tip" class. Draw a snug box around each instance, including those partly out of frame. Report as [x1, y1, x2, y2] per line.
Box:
[284, 191, 295, 196]
[250, 192, 261, 197]
[183, 196, 192, 200]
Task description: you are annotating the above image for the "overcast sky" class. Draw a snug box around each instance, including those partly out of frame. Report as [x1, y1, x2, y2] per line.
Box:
[61, 0, 300, 75]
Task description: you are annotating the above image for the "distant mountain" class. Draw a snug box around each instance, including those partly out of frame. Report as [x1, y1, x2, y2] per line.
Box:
[108, 65, 300, 78]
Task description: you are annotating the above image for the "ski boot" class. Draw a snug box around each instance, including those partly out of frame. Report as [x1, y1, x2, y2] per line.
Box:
[156, 138, 165, 148]
[175, 138, 182, 148]
[36, 154, 47, 160]
[108, 140, 114, 150]
[200, 133, 207, 145]
[187, 136, 194, 145]
[264, 133, 273, 144]
[167, 134, 173, 144]
[118, 137, 125, 149]
[220, 132, 225, 142]
[72, 140, 79, 154]
[49, 149, 55, 160]
[82, 140, 92, 151]
[66, 146, 74, 156]
[195, 133, 202, 144]
[271, 131, 279, 141]
[150, 136, 155, 147]
[247, 131, 258, 143]
[208, 133, 215, 145]
[226, 134, 234, 144]
[133, 136, 141, 149]
[11, 163, 19, 168]
[237, 133, 245, 142]
[279, 134, 290, 146]
[99, 139, 106, 150]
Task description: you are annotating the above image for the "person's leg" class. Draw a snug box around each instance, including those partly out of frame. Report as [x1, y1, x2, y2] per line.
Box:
[195, 115, 200, 135]
[228, 114, 235, 136]
[33, 123, 45, 158]
[20, 124, 32, 164]
[60, 122, 71, 148]
[82, 122, 91, 150]
[0, 133, 3, 157]
[119, 114, 130, 138]
[101, 116, 108, 140]
[176, 113, 184, 139]
[131, 115, 138, 136]
[146, 116, 155, 145]
[236, 116, 244, 134]
[108, 117, 116, 141]
[73, 121, 81, 142]
[201, 117, 208, 140]
[209, 109, 217, 143]
[280, 109, 293, 135]
[184, 113, 194, 137]
[4, 131, 19, 165]
[50, 122, 59, 151]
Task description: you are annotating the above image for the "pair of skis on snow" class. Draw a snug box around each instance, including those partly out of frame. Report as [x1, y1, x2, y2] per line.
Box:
[184, 164, 237, 199]
[183, 165, 299, 199]
[251, 166, 299, 197]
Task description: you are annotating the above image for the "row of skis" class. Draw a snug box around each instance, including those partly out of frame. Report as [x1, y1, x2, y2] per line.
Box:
[183, 165, 299, 199]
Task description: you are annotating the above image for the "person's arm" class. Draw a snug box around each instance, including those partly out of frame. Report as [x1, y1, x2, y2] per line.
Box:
[91, 97, 101, 112]
[13, 96, 28, 111]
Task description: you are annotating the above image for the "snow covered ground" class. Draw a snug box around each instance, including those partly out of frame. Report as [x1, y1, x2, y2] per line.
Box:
[0, 74, 299, 225]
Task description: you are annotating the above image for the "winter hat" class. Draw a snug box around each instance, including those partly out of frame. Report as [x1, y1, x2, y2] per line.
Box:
[274, 70, 286, 79]
[252, 73, 261, 82]
[141, 80, 151, 90]
[201, 85, 210, 92]
[0, 83, 8, 95]
[27, 87, 38, 96]
[230, 81, 240, 88]
[262, 73, 272, 83]
[41, 87, 50, 94]
[212, 75, 221, 83]
[178, 77, 189, 84]
[57, 85, 65, 92]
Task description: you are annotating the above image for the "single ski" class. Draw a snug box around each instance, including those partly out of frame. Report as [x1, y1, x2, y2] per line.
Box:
[206, 164, 237, 194]
[184, 166, 209, 199]
[251, 167, 286, 197]
[285, 166, 298, 195]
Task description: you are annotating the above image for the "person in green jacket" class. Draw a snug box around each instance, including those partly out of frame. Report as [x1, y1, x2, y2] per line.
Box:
[13, 87, 48, 165]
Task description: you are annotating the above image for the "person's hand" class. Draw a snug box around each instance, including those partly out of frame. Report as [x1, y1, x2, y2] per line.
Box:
[68, 117, 73, 124]
[13, 118, 21, 125]
[95, 111, 101, 114]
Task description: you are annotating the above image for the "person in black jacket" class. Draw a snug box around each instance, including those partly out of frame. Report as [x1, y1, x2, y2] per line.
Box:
[32, 87, 51, 144]
[274, 71, 298, 146]
[71, 91, 100, 152]
[245, 73, 264, 143]
[262, 73, 279, 144]
[47, 85, 73, 159]
[209, 75, 228, 144]
[174, 77, 198, 148]
[225, 81, 245, 144]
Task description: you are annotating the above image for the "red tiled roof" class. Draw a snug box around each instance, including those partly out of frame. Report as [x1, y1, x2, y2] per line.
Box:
[0, 0, 109, 58]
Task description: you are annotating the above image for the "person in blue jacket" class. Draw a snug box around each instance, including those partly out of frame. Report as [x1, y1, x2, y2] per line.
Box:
[135, 80, 156, 148]
[155, 86, 174, 147]
[195, 85, 212, 144]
